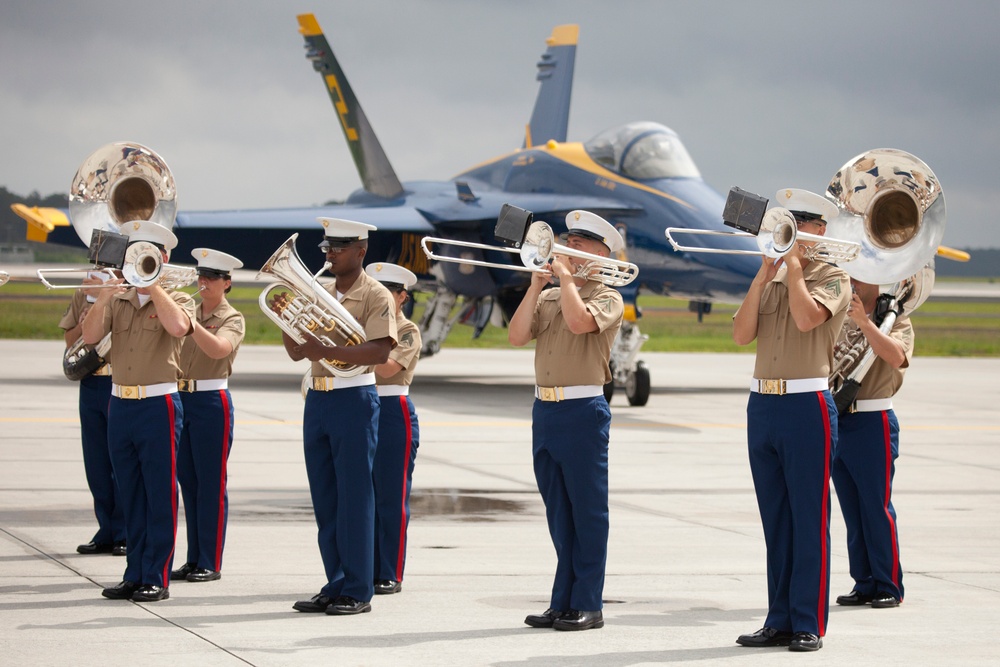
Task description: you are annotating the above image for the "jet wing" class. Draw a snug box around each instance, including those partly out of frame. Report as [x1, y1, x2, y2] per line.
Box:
[174, 205, 434, 233]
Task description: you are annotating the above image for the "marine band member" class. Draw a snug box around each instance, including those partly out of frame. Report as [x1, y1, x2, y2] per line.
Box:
[366, 262, 421, 596]
[282, 218, 398, 616]
[83, 221, 196, 603]
[509, 210, 625, 632]
[59, 273, 125, 556]
[171, 249, 245, 584]
[733, 189, 851, 651]
[831, 278, 912, 609]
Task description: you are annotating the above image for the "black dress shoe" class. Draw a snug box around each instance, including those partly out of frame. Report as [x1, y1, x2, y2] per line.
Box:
[112, 541, 126, 556]
[736, 627, 794, 647]
[374, 579, 401, 595]
[186, 568, 222, 582]
[77, 541, 114, 555]
[325, 596, 372, 615]
[524, 608, 565, 628]
[553, 609, 604, 631]
[789, 632, 822, 651]
[836, 590, 874, 606]
[293, 593, 333, 613]
[871, 594, 901, 608]
[132, 584, 169, 602]
[171, 562, 196, 581]
[101, 581, 139, 600]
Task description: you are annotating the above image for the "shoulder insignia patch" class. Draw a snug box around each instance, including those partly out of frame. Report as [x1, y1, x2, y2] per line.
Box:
[824, 280, 842, 296]
[401, 331, 414, 346]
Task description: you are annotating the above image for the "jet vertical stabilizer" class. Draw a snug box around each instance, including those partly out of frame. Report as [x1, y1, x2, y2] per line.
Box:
[523, 24, 578, 148]
[298, 13, 405, 199]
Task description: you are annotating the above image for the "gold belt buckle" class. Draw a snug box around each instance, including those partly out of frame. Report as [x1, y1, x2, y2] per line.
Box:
[117, 385, 141, 399]
[178, 379, 195, 393]
[312, 377, 331, 391]
[538, 386, 563, 402]
[760, 379, 786, 395]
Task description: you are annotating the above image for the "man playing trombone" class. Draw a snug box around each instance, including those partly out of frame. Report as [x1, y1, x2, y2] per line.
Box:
[732, 189, 851, 651]
[508, 210, 624, 632]
[82, 221, 196, 603]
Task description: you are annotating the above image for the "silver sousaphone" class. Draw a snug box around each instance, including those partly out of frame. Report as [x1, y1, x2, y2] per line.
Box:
[48, 142, 191, 379]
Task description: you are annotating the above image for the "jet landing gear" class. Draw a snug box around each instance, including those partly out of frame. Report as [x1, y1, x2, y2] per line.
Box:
[604, 319, 650, 406]
[418, 286, 492, 357]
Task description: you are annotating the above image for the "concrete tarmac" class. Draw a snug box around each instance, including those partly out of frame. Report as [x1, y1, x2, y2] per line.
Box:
[1, 341, 998, 666]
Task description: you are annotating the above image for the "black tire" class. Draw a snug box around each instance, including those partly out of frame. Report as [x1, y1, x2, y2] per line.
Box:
[625, 361, 651, 406]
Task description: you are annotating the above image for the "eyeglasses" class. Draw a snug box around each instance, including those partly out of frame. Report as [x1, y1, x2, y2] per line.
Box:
[321, 244, 357, 254]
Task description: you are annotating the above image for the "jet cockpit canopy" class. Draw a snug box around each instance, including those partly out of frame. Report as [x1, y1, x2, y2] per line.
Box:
[584, 121, 701, 180]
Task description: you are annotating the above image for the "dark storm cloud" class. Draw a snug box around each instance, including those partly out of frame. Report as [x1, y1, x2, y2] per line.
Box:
[1, 0, 996, 248]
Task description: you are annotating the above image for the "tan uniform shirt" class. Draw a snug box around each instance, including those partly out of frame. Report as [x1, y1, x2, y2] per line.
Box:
[530, 280, 624, 386]
[99, 289, 196, 385]
[311, 270, 398, 377]
[849, 316, 914, 400]
[376, 312, 420, 387]
[178, 298, 246, 380]
[752, 261, 850, 379]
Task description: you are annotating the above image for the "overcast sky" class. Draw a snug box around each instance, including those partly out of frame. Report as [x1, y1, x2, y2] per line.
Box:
[1, 0, 996, 249]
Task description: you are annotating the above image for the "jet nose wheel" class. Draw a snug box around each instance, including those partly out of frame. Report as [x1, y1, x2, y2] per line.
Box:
[625, 361, 651, 406]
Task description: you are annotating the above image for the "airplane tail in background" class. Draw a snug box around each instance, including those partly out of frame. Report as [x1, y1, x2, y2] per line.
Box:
[523, 24, 578, 148]
[297, 13, 405, 199]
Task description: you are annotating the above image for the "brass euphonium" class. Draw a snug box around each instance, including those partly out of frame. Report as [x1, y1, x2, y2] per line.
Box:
[257, 234, 368, 378]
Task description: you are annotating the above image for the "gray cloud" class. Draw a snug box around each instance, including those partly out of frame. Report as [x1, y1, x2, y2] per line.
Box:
[1, 0, 996, 248]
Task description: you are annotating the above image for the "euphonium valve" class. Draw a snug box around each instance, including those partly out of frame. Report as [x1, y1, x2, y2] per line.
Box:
[257, 234, 368, 378]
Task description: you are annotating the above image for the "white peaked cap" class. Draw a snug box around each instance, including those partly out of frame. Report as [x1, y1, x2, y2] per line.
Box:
[565, 210, 624, 253]
[318, 217, 378, 240]
[366, 262, 417, 289]
[774, 188, 840, 223]
[191, 248, 243, 275]
[123, 220, 178, 250]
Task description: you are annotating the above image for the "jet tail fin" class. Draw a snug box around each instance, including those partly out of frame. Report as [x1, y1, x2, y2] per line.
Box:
[523, 24, 579, 148]
[297, 13, 404, 199]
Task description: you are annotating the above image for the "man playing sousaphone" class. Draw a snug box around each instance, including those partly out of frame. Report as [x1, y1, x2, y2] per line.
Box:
[831, 278, 913, 610]
[59, 272, 125, 557]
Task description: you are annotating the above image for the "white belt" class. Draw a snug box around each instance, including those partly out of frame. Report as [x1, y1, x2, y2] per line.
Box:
[535, 385, 603, 402]
[377, 385, 409, 397]
[112, 382, 178, 400]
[751, 377, 827, 395]
[311, 373, 376, 391]
[852, 398, 893, 412]
[178, 378, 228, 393]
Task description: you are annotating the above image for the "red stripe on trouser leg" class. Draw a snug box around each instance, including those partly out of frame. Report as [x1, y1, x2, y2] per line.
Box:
[395, 395, 413, 581]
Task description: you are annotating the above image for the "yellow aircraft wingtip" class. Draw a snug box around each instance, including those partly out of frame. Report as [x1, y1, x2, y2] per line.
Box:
[297, 13, 322, 37]
[937, 245, 971, 262]
[10, 203, 69, 242]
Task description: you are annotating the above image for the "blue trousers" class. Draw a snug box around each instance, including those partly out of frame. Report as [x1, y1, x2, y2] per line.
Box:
[177, 389, 234, 572]
[373, 394, 419, 582]
[532, 396, 610, 612]
[831, 409, 903, 601]
[747, 390, 836, 637]
[108, 394, 182, 588]
[303, 386, 378, 602]
[79, 375, 125, 545]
